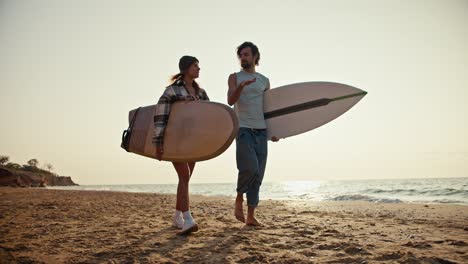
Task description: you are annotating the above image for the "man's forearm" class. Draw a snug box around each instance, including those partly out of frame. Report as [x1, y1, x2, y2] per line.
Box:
[228, 84, 244, 106]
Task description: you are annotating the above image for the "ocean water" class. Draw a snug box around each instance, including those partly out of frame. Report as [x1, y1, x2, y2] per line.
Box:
[48, 177, 468, 205]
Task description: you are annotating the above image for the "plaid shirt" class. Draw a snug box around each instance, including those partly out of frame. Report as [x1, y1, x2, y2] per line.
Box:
[152, 80, 210, 149]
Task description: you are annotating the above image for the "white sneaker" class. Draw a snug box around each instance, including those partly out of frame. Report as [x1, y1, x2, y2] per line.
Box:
[172, 211, 184, 229]
[177, 211, 199, 235]
[177, 220, 198, 236]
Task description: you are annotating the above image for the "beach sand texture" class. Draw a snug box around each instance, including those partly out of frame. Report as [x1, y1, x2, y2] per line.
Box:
[1, 188, 467, 263]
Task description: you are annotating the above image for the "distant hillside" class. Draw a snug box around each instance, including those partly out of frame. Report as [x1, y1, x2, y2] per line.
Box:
[0, 167, 78, 187]
[0, 156, 78, 187]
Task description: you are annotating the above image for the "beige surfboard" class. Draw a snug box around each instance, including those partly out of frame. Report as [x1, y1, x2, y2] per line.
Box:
[264, 82, 367, 140]
[122, 101, 239, 162]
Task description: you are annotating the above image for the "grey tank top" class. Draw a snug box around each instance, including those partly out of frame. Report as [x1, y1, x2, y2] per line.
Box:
[234, 71, 269, 129]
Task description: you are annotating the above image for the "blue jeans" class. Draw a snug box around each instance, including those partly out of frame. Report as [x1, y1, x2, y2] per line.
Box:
[236, 127, 268, 208]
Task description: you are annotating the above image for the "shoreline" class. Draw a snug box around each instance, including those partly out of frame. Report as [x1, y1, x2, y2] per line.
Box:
[44, 185, 468, 206]
[1, 188, 467, 263]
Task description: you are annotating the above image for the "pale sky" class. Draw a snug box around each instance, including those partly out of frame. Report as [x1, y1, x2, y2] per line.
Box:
[1, 0, 467, 185]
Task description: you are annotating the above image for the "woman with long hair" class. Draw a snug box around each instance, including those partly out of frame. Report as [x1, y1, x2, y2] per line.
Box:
[153, 55, 209, 235]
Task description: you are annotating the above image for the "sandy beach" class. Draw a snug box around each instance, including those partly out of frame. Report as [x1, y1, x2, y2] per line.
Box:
[0, 188, 467, 263]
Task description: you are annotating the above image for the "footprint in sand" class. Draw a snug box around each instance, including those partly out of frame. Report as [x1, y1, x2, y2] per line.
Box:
[325, 257, 365, 263]
[343, 245, 370, 255]
[316, 242, 344, 250]
[402, 241, 432, 249]
[374, 251, 406, 261]
[445, 239, 467, 246]
[297, 249, 318, 257]
[215, 216, 234, 223]
[271, 242, 291, 249]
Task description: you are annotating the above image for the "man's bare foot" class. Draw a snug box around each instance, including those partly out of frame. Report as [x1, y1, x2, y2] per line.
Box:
[235, 197, 245, 223]
[246, 217, 262, 226]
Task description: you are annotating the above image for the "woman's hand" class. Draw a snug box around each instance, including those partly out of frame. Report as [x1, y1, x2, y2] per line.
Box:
[271, 136, 280, 142]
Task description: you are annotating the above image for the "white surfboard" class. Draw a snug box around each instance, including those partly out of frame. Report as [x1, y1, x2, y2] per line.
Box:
[263, 82, 367, 140]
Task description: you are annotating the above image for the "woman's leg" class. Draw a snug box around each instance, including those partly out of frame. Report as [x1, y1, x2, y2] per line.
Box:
[173, 162, 191, 212]
[173, 161, 199, 235]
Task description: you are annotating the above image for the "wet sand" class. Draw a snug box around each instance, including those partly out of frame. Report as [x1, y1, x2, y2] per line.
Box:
[0, 188, 467, 263]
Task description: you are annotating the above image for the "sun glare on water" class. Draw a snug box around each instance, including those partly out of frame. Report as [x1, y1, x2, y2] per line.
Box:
[281, 180, 322, 196]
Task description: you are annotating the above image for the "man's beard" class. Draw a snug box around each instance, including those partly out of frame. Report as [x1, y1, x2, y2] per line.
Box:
[241, 61, 252, 69]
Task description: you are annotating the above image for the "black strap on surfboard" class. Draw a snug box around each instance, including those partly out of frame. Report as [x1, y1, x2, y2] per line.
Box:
[264, 91, 367, 120]
[121, 107, 141, 152]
